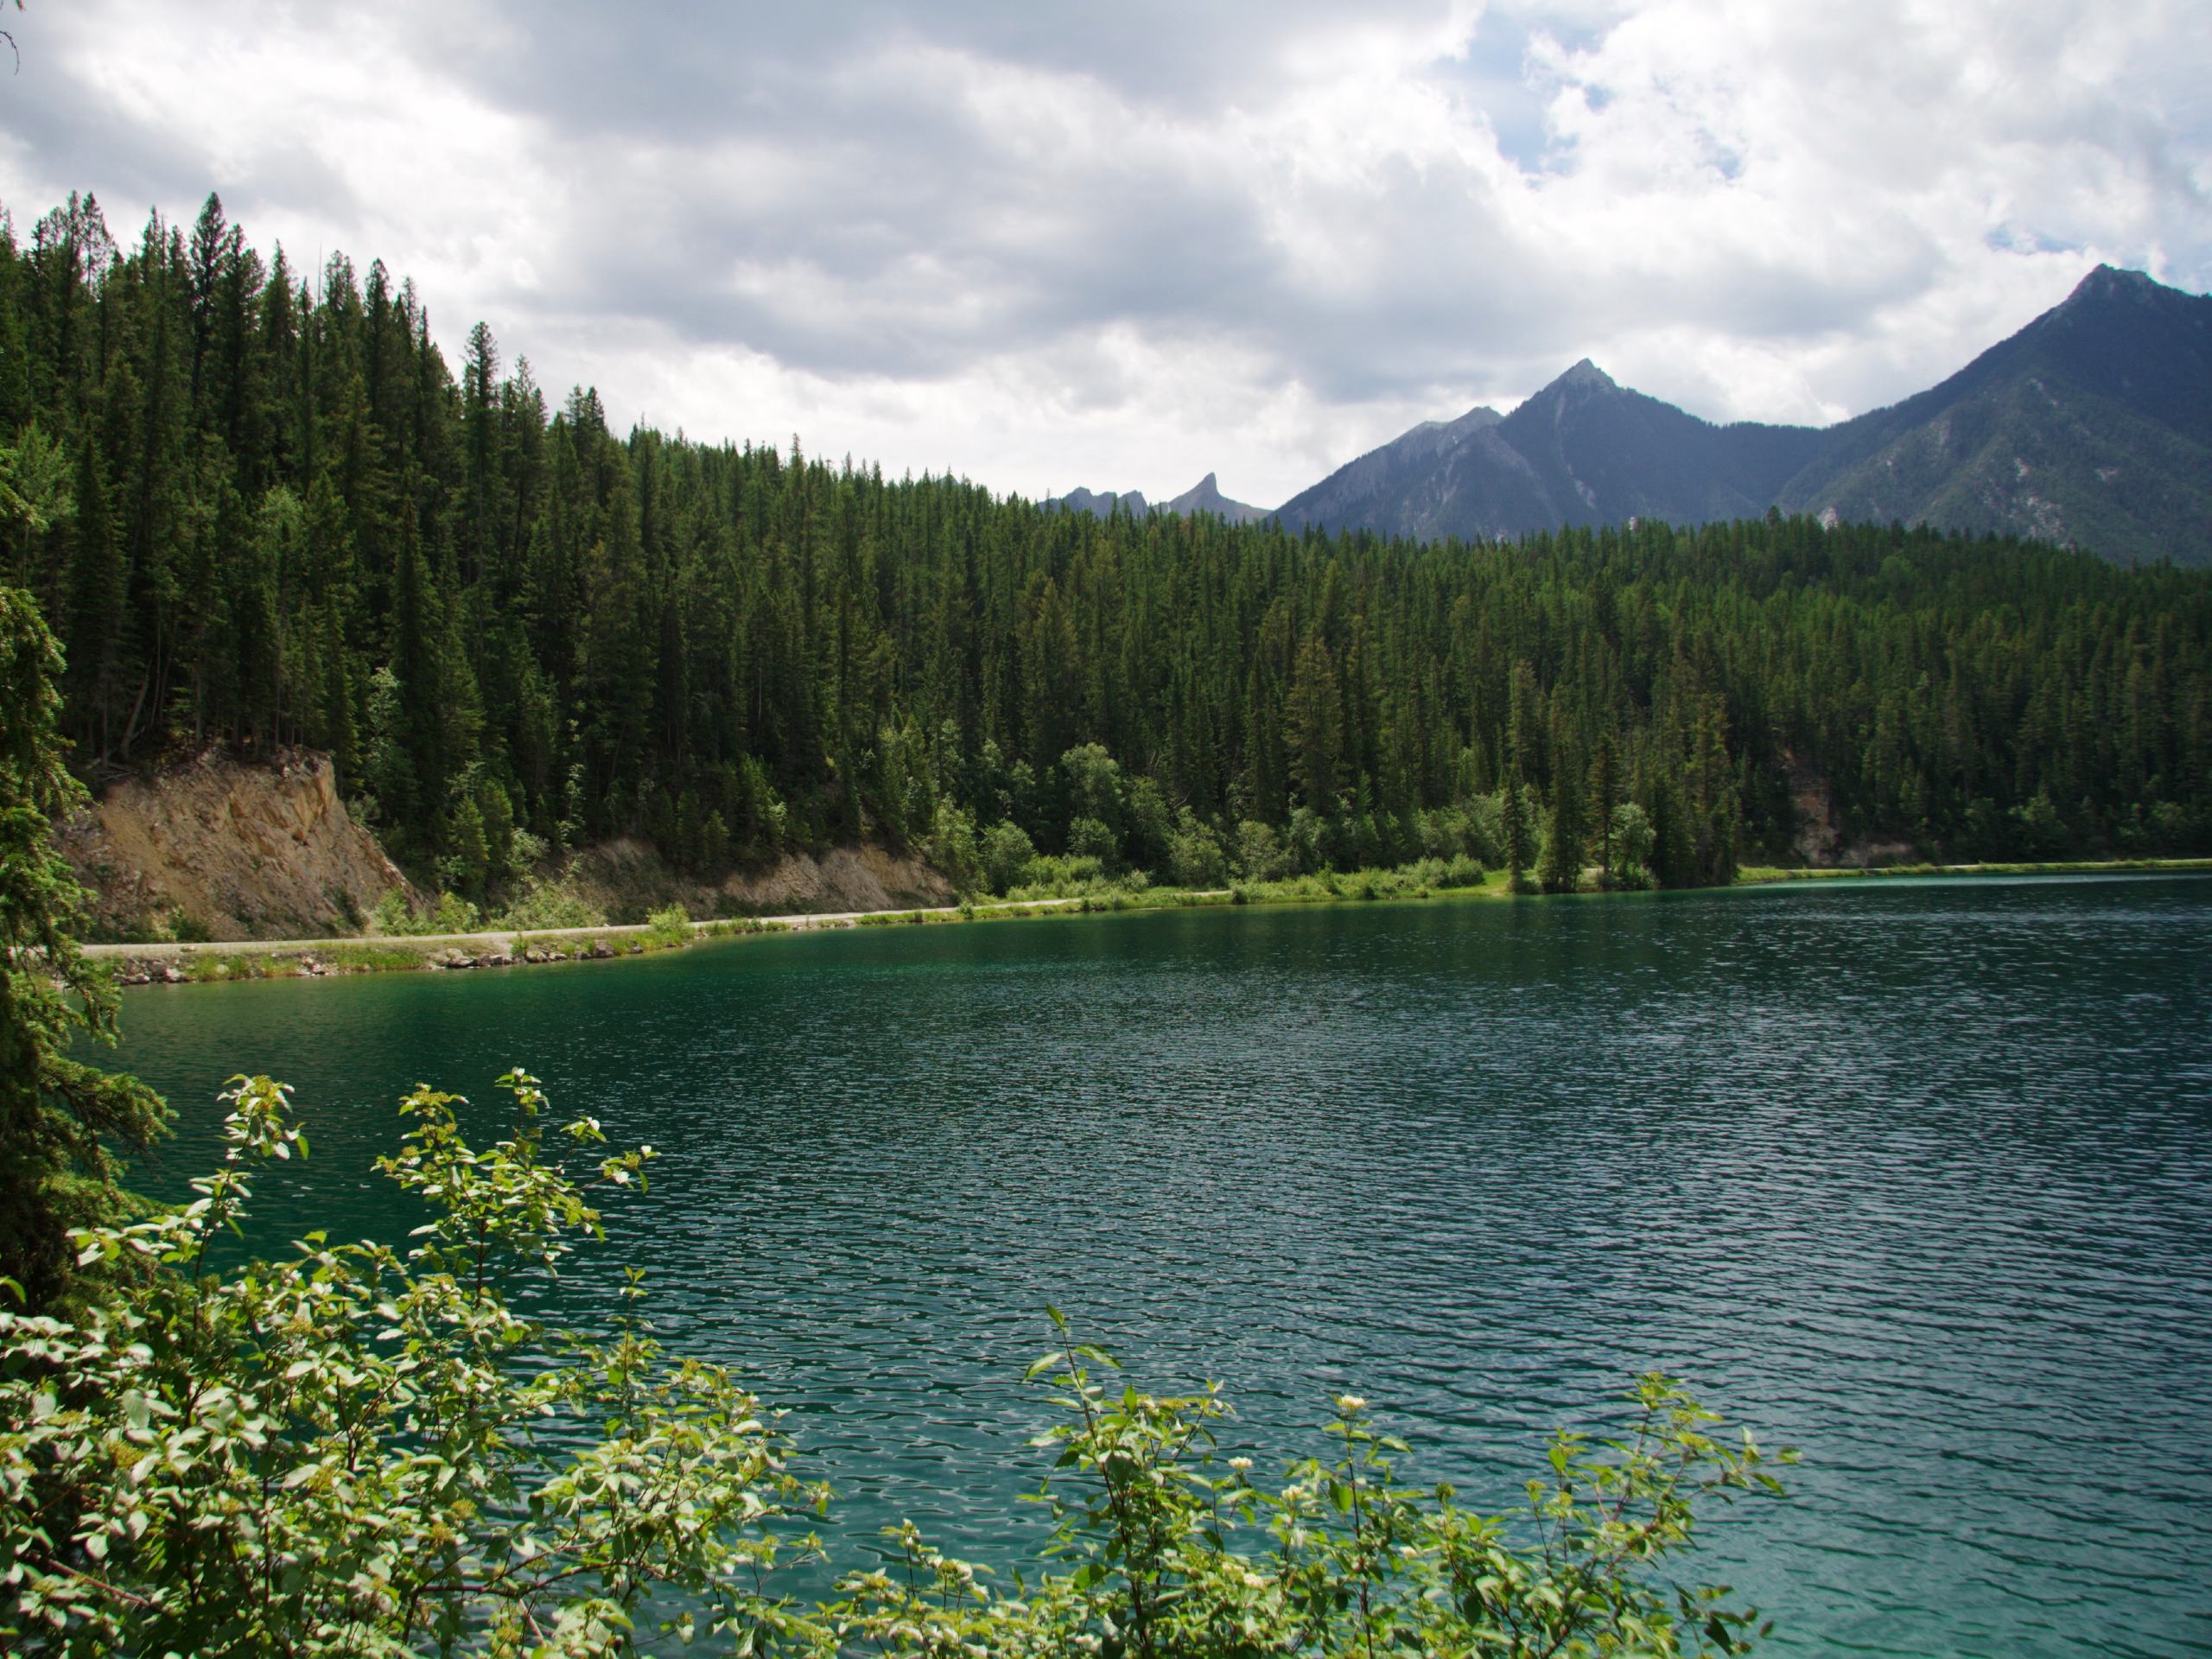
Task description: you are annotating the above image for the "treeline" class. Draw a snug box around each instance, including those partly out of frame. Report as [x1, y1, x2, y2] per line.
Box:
[4, 191, 2210, 897]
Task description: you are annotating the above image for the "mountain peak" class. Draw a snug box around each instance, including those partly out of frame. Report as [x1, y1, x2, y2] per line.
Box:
[1274, 264, 2209, 563]
[1552, 358, 1618, 393]
[1162, 472, 1267, 524]
[1052, 485, 1147, 519]
[2065, 264, 2161, 308]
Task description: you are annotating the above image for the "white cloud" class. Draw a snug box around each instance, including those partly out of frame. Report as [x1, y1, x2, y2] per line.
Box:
[2, 0, 2205, 507]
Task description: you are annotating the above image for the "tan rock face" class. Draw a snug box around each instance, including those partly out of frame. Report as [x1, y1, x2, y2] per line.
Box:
[567, 837, 953, 921]
[718, 845, 954, 914]
[58, 748, 414, 942]
[59, 746, 957, 944]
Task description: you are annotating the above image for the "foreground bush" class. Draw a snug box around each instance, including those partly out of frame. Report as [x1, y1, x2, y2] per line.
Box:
[0, 1073, 1790, 1656]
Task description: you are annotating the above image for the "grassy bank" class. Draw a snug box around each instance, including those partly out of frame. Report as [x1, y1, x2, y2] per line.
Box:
[96, 856, 2211, 988]
[97, 915, 792, 985]
[1738, 856, 2212, 883]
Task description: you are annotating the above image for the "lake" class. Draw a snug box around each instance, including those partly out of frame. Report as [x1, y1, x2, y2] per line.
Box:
[113, 876, 2212, 1656]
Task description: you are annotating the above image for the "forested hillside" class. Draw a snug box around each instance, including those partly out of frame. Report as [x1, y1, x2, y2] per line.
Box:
[3, 192, 2209, 902]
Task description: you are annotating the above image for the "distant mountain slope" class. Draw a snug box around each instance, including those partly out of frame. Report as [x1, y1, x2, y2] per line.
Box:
[1489, 361, 1827, 532]
[1275, 372, 1829, 544]
[1772, 267, 2212, 559]
[1274, 404, 1522, 537]
[1048, 473, 1263, 523]
[1159, 472, 1268, 524]
[1274, 266, 2211, 565]
[1052, 485, 1150, 519]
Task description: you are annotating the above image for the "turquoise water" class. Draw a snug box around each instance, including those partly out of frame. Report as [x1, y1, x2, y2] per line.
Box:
[114, 877, 2212, 1656]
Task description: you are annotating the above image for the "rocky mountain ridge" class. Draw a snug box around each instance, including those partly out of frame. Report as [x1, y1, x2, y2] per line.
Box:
[1048, 471, 1264, 524]
[1055, 266, 2211, 564]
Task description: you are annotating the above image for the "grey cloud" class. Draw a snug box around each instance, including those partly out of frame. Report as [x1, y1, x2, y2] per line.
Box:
[429, 0, 1459, 139]
[2, 46, 216, 229]
[383, 0, 1585, 398]
[3, 8, 361, 261]
[447, 1, 2030, 410]
[7, 0, 2209, 483]
[493, 37, 1293, 379]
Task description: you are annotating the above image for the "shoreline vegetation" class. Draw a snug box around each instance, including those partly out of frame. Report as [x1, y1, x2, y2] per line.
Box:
[9, 194, 2210, 969]
[86, 855, 2212, 986]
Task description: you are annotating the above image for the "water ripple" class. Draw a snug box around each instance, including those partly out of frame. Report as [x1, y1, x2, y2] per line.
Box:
[117, 875, 2212, 1657]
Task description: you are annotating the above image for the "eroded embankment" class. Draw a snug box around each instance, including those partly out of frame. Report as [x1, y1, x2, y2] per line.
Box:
[59, 747, 413, 942]
[60, 747, 958, 959]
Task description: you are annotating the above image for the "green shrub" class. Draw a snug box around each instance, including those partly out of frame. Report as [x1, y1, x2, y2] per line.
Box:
[1231, 820, 1283, 880]
[429, 891, 481, 933]
[923, 800, 984, 897]
[643, 901, 693, 946]
[1611, 802, 1658, 888]
[374, 888, 485, 936]
[1067, 814, 1120, 868]
[182, 951, 270, 982]
[982, 820, 1036, 895]
[1008, 853, 1110, 899]
[1166, 808, 1228, 889]
[488, 881, 607, 932]
[318, 944, 432, 974]
[370, 885, 416, 934]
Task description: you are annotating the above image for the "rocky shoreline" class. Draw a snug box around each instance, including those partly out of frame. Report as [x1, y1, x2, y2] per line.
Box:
[102, 932, 680, 987]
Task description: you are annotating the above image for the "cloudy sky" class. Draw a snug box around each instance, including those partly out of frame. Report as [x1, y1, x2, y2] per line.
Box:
[4, 1, 2208, 505]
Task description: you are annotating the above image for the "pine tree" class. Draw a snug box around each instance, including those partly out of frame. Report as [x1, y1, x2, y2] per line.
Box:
[1539, 728, 1586, 893]
[1588, 731, 1620, 886]
[1500, 762, 1532, 893]
[1286, 632, 1342, 811]
[0, 584, 169, 1311]
[1500, 663, 1536, 891]
[62, 432, 124, 758]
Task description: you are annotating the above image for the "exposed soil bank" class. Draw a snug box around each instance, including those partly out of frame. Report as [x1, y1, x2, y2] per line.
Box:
[59, 748, 413, 941]
[570, 837, 952, 921]
[58, 745, 956, 956]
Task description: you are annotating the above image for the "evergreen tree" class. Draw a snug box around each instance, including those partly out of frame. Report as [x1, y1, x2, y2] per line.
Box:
[61, 433, 124, 758]
[1539, 729, 1586, 893]
[1588, 731, 1620, 885]
[1500, 768, 1532, 893]
[0, 583, 168, 1311]
[1286, 632, 1342, 811]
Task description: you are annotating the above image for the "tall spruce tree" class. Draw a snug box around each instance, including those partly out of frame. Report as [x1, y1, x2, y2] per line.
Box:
[1539, 728, 1586, 893]
[0, 581, 168, 1311]
[1286, 632, 1343, 812]
[1588, 731, 1620, 887]
[61, 432, 123, 759]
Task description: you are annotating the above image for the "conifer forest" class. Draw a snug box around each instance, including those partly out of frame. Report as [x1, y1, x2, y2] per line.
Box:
[5, 194, 2209, 897]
